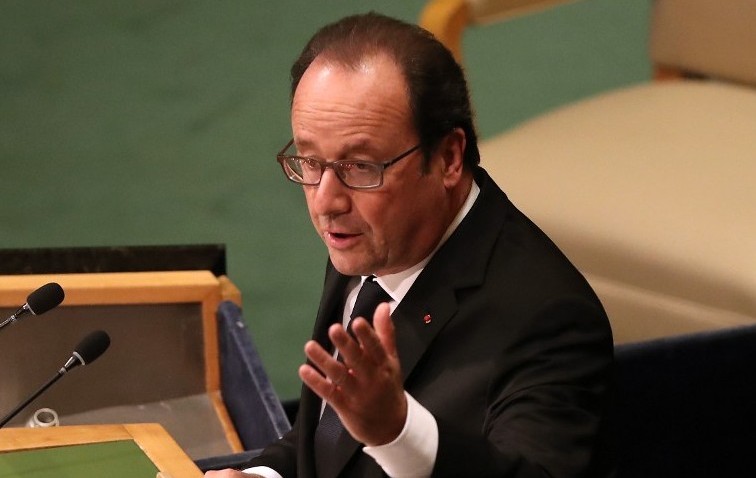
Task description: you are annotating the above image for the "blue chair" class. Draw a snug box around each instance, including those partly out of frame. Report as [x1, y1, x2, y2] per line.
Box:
[614, 324, 756, 477]
[195, 301, 291, 472]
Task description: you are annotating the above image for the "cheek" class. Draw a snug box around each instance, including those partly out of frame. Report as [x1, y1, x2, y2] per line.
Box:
[303, 186, 330, 215]
[347, 196, 393, 246]
[303, 191, 330, 235]
[361, 195, 409, 243]
[304, 190, 316, 214]
[389, 183, 445, 237]
[352, 199, 382, 233]
[303, 192, 317, 218]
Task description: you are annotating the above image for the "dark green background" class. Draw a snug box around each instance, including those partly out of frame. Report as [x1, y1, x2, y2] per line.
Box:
[0, 0, 649, 399]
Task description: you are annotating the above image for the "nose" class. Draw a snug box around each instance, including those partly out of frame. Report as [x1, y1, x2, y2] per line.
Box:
[308, 168, 351, 217]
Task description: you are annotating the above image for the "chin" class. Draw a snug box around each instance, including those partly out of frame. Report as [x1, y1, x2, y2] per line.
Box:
[329, 254, 377, 277]
[331, 262, 369, 277]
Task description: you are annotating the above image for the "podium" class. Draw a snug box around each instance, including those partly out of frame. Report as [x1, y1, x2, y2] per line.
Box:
[0, 423, 203, 477]
[0, 270, 244, 460]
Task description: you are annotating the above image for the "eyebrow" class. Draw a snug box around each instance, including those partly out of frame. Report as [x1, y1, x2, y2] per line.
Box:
[293, 138, 379, 160]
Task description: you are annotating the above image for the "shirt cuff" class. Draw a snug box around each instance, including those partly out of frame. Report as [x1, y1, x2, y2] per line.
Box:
[240, 466, 283, 478]
[363, 391, 438, 478]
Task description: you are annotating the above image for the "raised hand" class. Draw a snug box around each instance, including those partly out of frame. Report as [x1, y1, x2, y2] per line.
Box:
[299, 302, 407, 446]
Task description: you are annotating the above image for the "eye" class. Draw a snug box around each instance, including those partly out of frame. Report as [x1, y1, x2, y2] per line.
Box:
[300, 157, 320, 171]
[341, 161, 375, 173]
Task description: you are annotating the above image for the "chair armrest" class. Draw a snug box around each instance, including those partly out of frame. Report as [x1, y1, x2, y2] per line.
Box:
[467, 0, 580, 23]
[419, 0, 470, 61]
[419, 0, 580, 61]
[194, 449, 263, 472]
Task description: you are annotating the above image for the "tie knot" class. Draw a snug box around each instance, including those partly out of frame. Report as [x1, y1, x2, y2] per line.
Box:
[350, 276, 391, 321]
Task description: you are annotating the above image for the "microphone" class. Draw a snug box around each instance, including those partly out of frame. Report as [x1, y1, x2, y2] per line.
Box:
[0, 330, 111, 428]
[0, 282, 65, 331]
[61, 329, 111, 373]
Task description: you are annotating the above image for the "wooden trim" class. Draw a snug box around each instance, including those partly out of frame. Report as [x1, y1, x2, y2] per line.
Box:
[219, 274, 242, 306]
[0, 423, 131, 451]
[202, 285, 222, 393]
[0, 271, 220, 306]
[210, 390, 245, 453]
[126, 423, 204, 477]
[0, 423, 203, 477]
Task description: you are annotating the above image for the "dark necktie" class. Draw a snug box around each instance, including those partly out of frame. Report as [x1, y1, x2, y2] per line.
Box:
[313, 276, 391, 478]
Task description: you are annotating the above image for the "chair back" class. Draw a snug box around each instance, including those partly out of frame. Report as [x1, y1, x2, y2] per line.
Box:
[614, 324, 756, 477]
[217, 301, 291, 450]
[650, 0, 756, 84]
[195, 301, 291, 472]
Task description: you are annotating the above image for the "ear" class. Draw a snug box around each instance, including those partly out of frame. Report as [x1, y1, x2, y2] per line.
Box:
[437, 128, 466, 189]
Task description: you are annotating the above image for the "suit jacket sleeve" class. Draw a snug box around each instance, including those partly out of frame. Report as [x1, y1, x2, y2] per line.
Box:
[244, 420, 299, 478]
[429, 297, 614, 478]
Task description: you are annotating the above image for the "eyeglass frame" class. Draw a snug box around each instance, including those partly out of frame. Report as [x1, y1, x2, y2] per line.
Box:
[276, 138, 422, 190]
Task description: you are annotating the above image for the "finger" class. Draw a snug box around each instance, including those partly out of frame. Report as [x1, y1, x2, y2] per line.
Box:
[329, 322, 362, 359]
[349, 314, 388, 364]
[299, 363, 342, 404]
[372, 302, 397, 357]
[303, 340, 349, 385]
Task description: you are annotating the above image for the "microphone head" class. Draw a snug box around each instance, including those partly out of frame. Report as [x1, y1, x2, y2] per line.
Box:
[27, 282, 65, 315]
[74, 330, 111, 365]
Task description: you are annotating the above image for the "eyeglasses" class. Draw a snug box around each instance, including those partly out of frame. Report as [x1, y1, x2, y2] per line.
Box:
[276, 139, 421, 190]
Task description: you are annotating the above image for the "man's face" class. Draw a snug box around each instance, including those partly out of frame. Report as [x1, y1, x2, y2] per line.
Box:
[291, 54, 452, 276]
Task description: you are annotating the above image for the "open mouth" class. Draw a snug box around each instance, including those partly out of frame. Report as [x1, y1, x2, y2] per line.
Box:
[325, 231, 362, 246]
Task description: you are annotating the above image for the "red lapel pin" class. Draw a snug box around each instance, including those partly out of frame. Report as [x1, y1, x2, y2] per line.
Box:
[423, 314, 432, 324]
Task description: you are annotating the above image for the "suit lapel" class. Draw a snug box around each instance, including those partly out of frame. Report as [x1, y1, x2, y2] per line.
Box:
[393, 167, 509, 383]
[313, 262, 352, 348]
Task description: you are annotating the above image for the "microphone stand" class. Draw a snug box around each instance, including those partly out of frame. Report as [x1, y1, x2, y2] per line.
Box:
[0, 306, 28, 331]
[0, 316, 15, 330]
[0, 366, 69, 428]
[0, 331, 108, 428]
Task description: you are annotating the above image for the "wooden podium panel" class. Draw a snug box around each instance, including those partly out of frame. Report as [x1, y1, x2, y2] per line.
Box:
[0, 271, 243, 459]
[0, 423, 203, 477]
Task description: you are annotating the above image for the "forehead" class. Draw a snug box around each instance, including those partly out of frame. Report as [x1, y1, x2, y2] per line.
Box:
[291, 54, 413, 148]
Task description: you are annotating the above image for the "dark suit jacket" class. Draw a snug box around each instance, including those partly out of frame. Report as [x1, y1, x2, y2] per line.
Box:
[248, 167, 615, 478]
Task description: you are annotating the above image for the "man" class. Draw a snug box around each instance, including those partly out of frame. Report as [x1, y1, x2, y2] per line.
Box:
[207, 12, 614, 478]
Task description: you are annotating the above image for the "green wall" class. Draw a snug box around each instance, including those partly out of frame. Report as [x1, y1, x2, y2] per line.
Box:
[0, 0, 650, 399]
